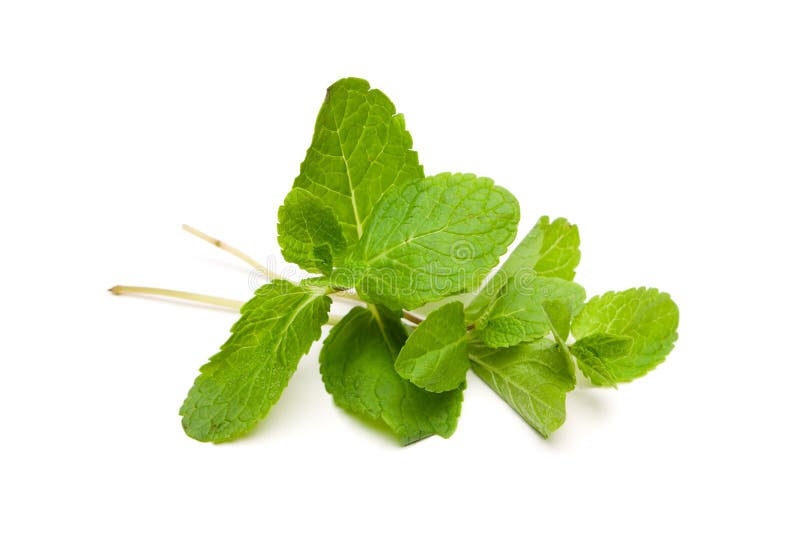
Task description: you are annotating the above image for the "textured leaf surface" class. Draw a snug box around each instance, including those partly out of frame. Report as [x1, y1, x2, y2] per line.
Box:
[180, 281, 331, 442]
[319, 306, 463, 444]
[350, 172, 519, 310]
[278, 187, 346, 274]
[571, 333, 633, 387]
[470, 340, 575, 438]
[541, 298, 578, 378]
[473, 276, 586, 348]
[571, 288, 679, 382]
[467, 216, 580, 316]
[516, 216, 581, 280]
[291, 77, 423, 250]
[394, 301, 469, 392]
[541, 298, 576, 343]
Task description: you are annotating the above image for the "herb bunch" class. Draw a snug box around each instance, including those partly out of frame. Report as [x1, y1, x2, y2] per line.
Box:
[113, 78, 679, 445]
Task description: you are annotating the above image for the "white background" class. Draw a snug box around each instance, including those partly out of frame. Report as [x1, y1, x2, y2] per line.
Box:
[2, 1, 798, 532]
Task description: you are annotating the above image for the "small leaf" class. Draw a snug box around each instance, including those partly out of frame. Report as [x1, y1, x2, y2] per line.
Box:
[180, 281, 331, 442]
[350, 172, 519, 310]
[541, 298, 576, 342]
[395, 301, 469, 392]
[570, 334, 634, 387]
[319, 305, 463, 445]
[467, 215, 580, 316]
[278, 188, 346, 274]
[473, 276, 585, 348]
[525, 216, 581, 280]
[541, 298, 579, 377]
[470, 340, 575, 438]
[571, 288, 679, 382]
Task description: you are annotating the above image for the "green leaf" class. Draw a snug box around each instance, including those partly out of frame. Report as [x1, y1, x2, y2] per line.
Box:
[179, 280, 331, 442]
[277, 188, 346, 275]
[470, 340, 575, 438]
[570, 333, 634, 387]
[349, 172, 519, 310]
[473, 276, 586, 348]
[291, 77, 423, 250]
[497, 215, 580, 281]
[540, 298, 579, 378]
[467, 215, 580, 317]
[522, 216, 581, 280]
[541, 298, 576, 343]
[571, 288, 679, 382]
[394, 301, 469, 392]
[319, 305, 463, 445]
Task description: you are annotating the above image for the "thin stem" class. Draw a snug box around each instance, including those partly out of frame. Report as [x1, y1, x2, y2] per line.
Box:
[545, 315, 577, 375]
[403, 310, 424, 326]
[402, 310, 473, 329]
[111, 285, 344, 327]
[109, 285, 244, 310]
[331, 289, 363, 303]
[326, 313, 344, 326]
[182, 224, 281, 280]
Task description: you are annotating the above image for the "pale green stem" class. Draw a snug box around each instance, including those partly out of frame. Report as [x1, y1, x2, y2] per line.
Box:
[182, 224, 281, 280]
[122, 225, 424, 325]
[330, 288, 363, 303]
[110, 285, 343, 326]
[402, 310, 423, 326]
[545, 316, 577, 375]
[109, 285, 244, 310]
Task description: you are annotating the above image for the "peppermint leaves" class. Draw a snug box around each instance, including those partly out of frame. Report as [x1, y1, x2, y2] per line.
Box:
[119, 78, 680, 445]
[320, 305, 463, 444]
[351, 172, 519, 310]
[288, 77, 423, 250]
[180, 281, 331, 441]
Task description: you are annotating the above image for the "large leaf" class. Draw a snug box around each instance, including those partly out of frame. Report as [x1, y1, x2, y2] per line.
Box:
[289, 77, 423, 250]
[349, 172, 519, 310]
[319, 305, 463, 445]
[180, 281, 330, 442]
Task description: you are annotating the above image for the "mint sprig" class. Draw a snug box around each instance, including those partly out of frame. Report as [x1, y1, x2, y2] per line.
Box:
[111, 77, 680, 445]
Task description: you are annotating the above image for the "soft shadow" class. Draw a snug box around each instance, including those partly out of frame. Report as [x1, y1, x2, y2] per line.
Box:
[109, 293, 239, 315]
[339, 410, 403, 446]
[191, 255, 255, 277]
[234, 350, 400, 447]
[544, 387, 611, 447]
[568, 386, 609, 416]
